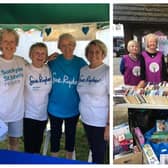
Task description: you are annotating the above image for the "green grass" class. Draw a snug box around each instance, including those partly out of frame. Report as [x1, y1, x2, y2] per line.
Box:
[0, 121, 109, 163]
[47, 121, 90, 161]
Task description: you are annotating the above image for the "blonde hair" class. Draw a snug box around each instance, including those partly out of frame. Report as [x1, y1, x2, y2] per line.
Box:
[127, 40, 139, 53]
[29, 42, 48, 61]
[85, 39, 107, 57]
[0, 29, 19, 50]
[144, 33, 158, 50]
[57, 33, 76, 49]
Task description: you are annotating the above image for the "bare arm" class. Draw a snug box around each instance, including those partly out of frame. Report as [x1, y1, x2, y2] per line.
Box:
[104, 109, 110, 141]
[47, 52, 59, 62]
[136, 80, 145, 89]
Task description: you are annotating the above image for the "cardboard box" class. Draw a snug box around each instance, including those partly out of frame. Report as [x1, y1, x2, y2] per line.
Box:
[113, 150, 142, 164]
[132, 127, 160, 164]
[113, 137, 143, 164]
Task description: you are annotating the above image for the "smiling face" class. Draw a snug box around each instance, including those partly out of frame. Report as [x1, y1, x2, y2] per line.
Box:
[129, 44, 139, 55]
[127, 41, 139, 56]
[1, 32, 17, 60]
[86, 44, 105, 68]
[59, 38, 75, 59]
[147, 36, 158, 51]
[31, 46, 47, 68]
[145, 34, 158, 53]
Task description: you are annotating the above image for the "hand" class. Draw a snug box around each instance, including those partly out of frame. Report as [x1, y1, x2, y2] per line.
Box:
[104, 125, 109, 141]
[47, 52, 59, 62]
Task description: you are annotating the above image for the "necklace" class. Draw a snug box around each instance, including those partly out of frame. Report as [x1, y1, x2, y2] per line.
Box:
[128, 54, 138, 61]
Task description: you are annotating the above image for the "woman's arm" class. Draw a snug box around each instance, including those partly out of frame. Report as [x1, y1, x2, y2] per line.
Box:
[104, 112, 110, 141]
[47, 52, 59, 62]
[161, 55, 168, 81]
[120, 57, 125, 75]
[136, 80, 146, 89]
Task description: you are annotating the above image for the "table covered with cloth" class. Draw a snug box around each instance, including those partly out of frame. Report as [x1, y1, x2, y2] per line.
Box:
[0, 150, 90, 164]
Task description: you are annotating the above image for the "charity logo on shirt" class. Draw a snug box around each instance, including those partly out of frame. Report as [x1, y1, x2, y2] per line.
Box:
[1, 67, 24, 86]
[79, 74, 101, 84]
[29, 74, 51, 86]
[52, 72, 77, 88]
[132, 66, 140, 76]
[149, 62, 160, 73]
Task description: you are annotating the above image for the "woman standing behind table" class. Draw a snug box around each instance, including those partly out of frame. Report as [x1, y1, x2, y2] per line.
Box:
[137, 33, 167, 88]
[47, 33, 87, 159]
[24, 42, 52, 153]
[120, 40, 141, 86]
[136, 33, 168, 133]
[120, 40, 142, 132]
[0, 29, 26, 151]
[77, 40, 109, 164]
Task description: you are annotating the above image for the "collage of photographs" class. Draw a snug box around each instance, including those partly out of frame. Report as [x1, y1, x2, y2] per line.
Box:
[1, 1, 168, 167]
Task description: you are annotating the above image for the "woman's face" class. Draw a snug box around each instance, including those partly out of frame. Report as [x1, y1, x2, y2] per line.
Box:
[128, 43, 139, 56]
[147, 37, 157, 50]
[59, 38, 75, 59]
[31, 47, 47, 68]
[87, 44, 105, 68]
[1, 32, 17, 59]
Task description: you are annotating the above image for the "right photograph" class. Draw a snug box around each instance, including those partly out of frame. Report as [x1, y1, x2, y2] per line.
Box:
[113, 4, 168, 165]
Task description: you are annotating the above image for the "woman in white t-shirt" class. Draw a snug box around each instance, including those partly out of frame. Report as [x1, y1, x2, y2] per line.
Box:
[0, 29, 26, 150]
[77, 40, 109, 164]
[24, 43, 52, 153]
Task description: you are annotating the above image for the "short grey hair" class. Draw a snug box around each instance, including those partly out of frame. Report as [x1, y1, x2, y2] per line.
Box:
[127, 40, 139, 53]
[57, 33, 76, 49]
[0, 29, 19, 46]
[144, 33, 158, 50]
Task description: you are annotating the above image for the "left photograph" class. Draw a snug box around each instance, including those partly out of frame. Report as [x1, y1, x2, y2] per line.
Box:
[0, 3, 110, 164]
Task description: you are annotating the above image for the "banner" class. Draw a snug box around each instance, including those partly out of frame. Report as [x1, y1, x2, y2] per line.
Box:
[43, 23, 97, 41]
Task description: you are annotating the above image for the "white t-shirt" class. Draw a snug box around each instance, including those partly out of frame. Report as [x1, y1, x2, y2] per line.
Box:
[0, 55, 26, 122]
[77, 64, 109, 127]
[24, 64, 52, 121]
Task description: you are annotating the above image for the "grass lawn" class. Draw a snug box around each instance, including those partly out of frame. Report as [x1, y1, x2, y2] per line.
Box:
[0, 121, 109, 164]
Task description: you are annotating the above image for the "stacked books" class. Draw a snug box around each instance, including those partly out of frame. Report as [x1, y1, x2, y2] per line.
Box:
[113, 86, 132, 104]
[124, 82, 168, 105]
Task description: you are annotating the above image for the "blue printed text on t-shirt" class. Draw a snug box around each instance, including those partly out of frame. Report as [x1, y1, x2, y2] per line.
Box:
[29, 74, 51, 86]
[79, 74, 101, 84]
[52, 72, 77, 88]
[1, 67, 23, 81]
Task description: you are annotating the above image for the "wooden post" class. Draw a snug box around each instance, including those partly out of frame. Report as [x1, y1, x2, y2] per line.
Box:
[123, 24, 134, 54]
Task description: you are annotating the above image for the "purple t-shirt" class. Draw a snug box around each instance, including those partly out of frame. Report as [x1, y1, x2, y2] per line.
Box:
[123, 55, 141, 85]
[142, 51, 162, 84]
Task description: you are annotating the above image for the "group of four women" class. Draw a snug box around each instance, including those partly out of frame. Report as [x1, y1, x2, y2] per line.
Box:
[0, 28, 109, 164]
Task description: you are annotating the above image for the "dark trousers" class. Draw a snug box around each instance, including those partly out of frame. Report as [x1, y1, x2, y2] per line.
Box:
[83, 123, 106, 164]
[49, 113, 79, 152]
[23, 118, 47, 153]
